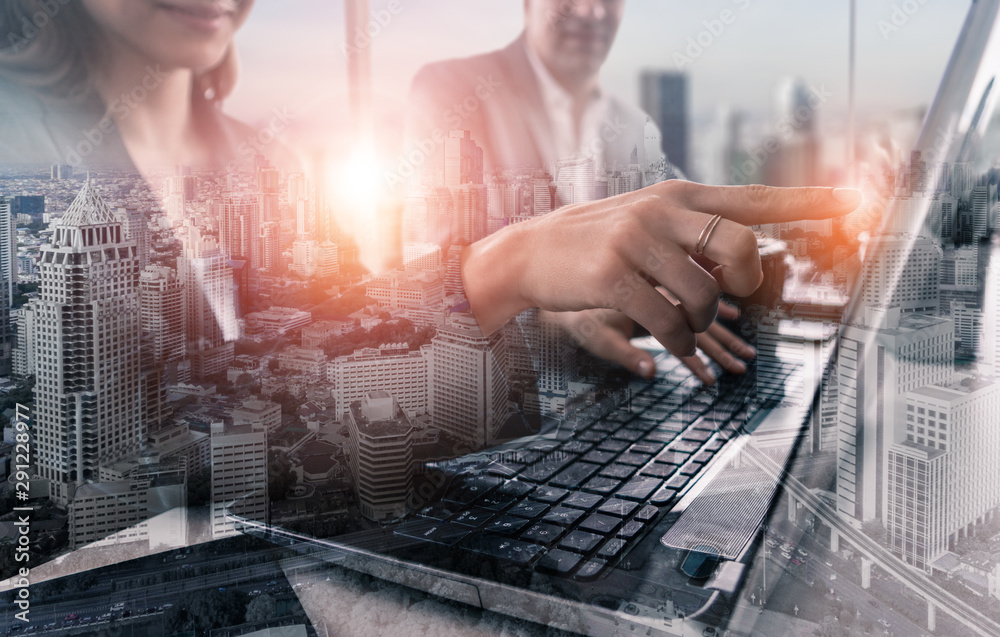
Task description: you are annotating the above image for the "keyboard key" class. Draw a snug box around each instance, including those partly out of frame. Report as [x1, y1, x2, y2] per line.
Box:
[678, 463, 702, 477]
[579, 513, 621, 535]
[543, 506, 586, 526]
[582, 449, 616, 465]
[559, 530, 604, 553]
[597, 538, 628, 559]
[703, 439, 725, 452]
[582, 477, 619, 495]
[520, 523, 566, 545]
[649, 486, 677, 506]
[611, 428, 645, 442]
[550, 462, 601, 487]
[573, 558, 607, 581]
[670, 440, 702, 454]
[692, 451, 714, 464]
[562, 492, 603, 510]
[509, 501, 549, 519]
[654, 450, 689, 465]
[487, 515, 530, 535]
[560, 440, 592, 454]
[443, 476, 503, 505]
[520, 455, 573, 483]
[597, 439, 629, 453]
[629, 441, 664, 455]
[634, 505, 659, 522]
[450, 508, 495, 528]
[394, 520, 470, 546]
[617, 520, 645, 540]
[616, 477, 662, 501]
[682, 428, 713, 443]
[418, 503, 461, 521]
[463, 535, 542, 565]
[616, 452, 653, 466]
[537, 548, 584, 575]
[664, 475, 689, 490]
[497, 480, 534, 497]
[531, 485, 569, 503]
[640, 463, 675, 479]
[477, 492, 518, 511]
[599, 463, 636, 480]
[598, 498, 638, 518]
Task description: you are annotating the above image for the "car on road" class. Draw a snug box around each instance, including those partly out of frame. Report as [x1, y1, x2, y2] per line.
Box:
[781, 551, 792, 560]
[791, 558, 803, 565]
[878, 619, 891, 628]
[797, 548, 808, 557]
[869, 600, 880, 608]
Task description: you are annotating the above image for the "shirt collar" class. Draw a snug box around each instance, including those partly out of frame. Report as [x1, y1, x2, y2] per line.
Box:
[523, 40, 602, 116]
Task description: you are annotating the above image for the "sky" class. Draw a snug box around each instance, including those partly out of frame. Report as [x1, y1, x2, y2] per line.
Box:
[227, 1, 972, 163]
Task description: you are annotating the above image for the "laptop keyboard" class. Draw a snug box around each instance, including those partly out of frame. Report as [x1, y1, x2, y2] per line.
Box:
[393, 357, 770, 581]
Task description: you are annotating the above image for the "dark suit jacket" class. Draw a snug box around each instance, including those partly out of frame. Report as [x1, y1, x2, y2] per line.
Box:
[406, 34, 666, 176]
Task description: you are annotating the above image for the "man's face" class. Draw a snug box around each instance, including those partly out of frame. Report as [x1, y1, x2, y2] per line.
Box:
[524, 0, 625, 86]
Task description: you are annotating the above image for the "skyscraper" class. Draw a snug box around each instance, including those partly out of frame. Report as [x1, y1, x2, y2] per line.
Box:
[139, 266, 186, 364]
[31, 180, 142, 505]
[178, 224, 237, 379]
[0, 196, 15, 374]
[444, 130, 484, 187]
[217, 194, 261, 271]
[345, 391, 415, 522]
[640, 70, 688, 176]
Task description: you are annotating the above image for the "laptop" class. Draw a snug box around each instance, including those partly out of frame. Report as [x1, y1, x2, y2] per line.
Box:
[226, 2, 1000, 634]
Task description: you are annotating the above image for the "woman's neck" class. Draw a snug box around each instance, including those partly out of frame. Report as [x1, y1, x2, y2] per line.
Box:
[93, 50, 211, 172]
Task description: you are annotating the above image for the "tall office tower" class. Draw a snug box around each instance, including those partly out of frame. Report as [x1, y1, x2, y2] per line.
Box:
[449, 183, 487, 245]
[316, 240, 339, 278]
[295, 198, 310, 238]
[115, 207, 149, 270]
[210, 420, 268, 538]
[260, 221, 282, 274]
[428, 314, 508, 448]
[640, 70, 688, 176]
[290, 238, 318, 277]
[0, 197, 14, 375]
[259, 192, 280, 224]
[937, 193, 959, 242]
[836, 310, 954, 527]
[165, 169, 197, 223]
[765, 77, 820, 187]
[859, 235, 941, 313]
[533, 174, 552, 215]
[518, 317, 574, 413]
[606, 168, 642, 197]
[50, 164, 72, 180]
[139, 266, 186, 364]
[951, 162, 974, 202]
[756, 312, 839, 453]
[444, 244, 465, 295]
[908, 150, 928, 194]
[402, 242, 442, 271]
[287, 172, 307, 205]
[888, 379, 1000, 571]
[443, 130, 484, 187]
[11, 303, 36, 378]
[217, 194, 261, 270]
[178, 225, 237, 379]
[32, 180, 142, 505]
[970, 184, 995, 242]
[345, 392, 415, 522]
[554, 157, 596, 206]
[257, 164, 280, 194]
[403, 195, 429, 244]
[329, 344, 428, 418]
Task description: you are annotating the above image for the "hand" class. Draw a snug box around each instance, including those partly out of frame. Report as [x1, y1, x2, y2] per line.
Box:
[462, 181, 862, 361]
[548, 301, 756, 384]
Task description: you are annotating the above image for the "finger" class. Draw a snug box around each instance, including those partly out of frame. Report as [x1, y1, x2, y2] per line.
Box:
[673, 182, 863, 226]
[679, 351, 715, 385]
[617, 279, 697, 357]
[634, 238, 720, 332]
[576, 321, 656, 378]
[696, 329, 748, 375]
[705, 320, 756, 360]
[717, 299, 739, 320]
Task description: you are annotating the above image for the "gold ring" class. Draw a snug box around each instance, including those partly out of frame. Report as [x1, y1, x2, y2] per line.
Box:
[695, 214, 722, 255]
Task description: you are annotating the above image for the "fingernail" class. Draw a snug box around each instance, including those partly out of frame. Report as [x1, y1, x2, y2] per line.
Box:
[832, 188, 862, 207]
[637, 359, 654, 378]
[730, 359, 747, 373]
[741, 345, 757, 359]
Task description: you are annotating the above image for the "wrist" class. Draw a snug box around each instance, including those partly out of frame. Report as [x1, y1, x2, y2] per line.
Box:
[461, 223, 533, 335]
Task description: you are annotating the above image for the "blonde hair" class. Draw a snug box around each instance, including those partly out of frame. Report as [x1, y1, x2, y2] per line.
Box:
[0, 0, 238, 104]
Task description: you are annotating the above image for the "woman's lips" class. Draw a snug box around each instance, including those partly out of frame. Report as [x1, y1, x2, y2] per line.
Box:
[156, 1, 236, 32]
